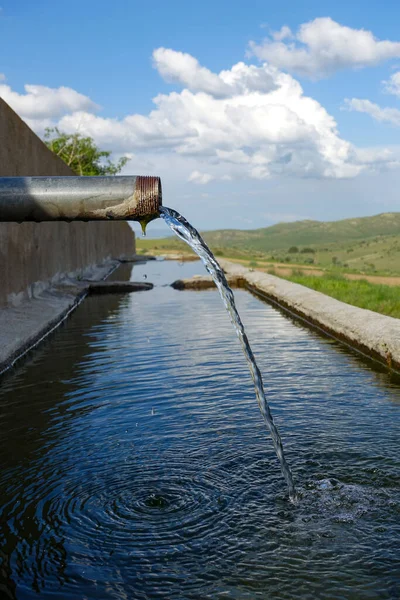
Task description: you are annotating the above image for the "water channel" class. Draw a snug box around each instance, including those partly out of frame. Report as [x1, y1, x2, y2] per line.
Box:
[0, 259, 399, 599]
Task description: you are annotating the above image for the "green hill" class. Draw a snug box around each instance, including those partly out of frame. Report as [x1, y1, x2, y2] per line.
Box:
[137, 212, 400, 275]
[202, 212, 400, 252]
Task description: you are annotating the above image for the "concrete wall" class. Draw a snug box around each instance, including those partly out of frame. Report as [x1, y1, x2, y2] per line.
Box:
[0, 99, 135, 307]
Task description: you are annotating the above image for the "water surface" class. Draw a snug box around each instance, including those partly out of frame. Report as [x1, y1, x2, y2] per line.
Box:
[0, 259, 399, 599]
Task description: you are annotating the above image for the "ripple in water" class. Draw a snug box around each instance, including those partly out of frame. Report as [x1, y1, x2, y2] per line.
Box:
[0, 261, 399, 599]
[2, 450, 398, 599]
[62, 460, 234, 554]
[1, 447, 283, 598]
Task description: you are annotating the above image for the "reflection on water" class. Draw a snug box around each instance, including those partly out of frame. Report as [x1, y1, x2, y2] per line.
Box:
[0, 260, 399, 599]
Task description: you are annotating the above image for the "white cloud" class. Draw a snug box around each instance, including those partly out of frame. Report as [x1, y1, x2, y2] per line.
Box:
[153, 47, 277, 97]
[383, 71, 400, 97]
[153, 48, 232, 98]
[249, 17, 400, 78]
[352, 146, 397, 165]
[0, 50, 396, 184]
[188, 170, 214, 184]
[344, 71, 400, 134]
[0, 82, 99, 120]
[272, 25, 293, 42]
[345, 98, 400, 127]
[55, 54, 379, 180]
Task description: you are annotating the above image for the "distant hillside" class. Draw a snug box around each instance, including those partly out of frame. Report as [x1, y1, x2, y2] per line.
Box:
[136, 211, 400, 275]
[202, 212, 400, 252]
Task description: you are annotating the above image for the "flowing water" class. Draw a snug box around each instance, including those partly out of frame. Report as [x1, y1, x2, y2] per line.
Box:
[0, 259, 399, 599]
[160, 206, 296, 499]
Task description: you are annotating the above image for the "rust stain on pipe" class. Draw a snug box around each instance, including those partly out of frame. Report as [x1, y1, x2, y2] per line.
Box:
[85, 176, 162, 221]
[0, 176, 162, 222]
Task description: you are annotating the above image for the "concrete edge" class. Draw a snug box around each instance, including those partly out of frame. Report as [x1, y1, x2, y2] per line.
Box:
[158, 253, 199, 262]
[172, 261, 400, 375]
[88, 281, 153, 294]
[116, 254, 157, 263]
[0, 286, 87, 377]
[0, 258, 153, 377]
[171, 275, 244, 290]
[219, 259, 400, 374]
[244, 283, 397, 374]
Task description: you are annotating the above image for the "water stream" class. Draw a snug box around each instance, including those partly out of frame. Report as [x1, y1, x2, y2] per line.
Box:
[160, 206, 296, 500]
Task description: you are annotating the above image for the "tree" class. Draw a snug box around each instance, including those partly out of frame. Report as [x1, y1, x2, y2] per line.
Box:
[44, 127, 129, 176]
[288, 246, 299, 253]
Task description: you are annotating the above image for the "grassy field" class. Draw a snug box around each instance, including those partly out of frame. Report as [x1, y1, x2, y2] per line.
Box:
[136, 211, 400, 318]
[137, 233, 400, 276]
[137, 211, 400, 276]
[266, 270, 400, 318]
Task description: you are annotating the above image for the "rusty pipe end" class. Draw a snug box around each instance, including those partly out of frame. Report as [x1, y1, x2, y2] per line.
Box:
[0, 176, 163, 223]
[132, 176, 162, 222]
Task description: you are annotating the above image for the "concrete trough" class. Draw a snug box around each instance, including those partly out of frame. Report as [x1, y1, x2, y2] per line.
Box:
[171, 275, 244, 290]
[172, 259, 400, 375]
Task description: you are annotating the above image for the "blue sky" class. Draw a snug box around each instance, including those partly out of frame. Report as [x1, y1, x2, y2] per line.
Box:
[1, 0, 400, 231]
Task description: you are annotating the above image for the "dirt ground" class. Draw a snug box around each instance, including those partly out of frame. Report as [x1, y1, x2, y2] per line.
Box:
[344, 273, 400, 286]
[260, 266, 400, 287]
[157, 253, 400, 287]
[228, 258, 400, 287]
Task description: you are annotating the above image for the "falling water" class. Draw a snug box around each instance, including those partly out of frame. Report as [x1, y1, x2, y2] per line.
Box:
[160, 206, 296, 500]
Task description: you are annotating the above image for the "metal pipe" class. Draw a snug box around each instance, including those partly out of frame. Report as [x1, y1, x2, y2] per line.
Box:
[0, 176, 162, 222]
